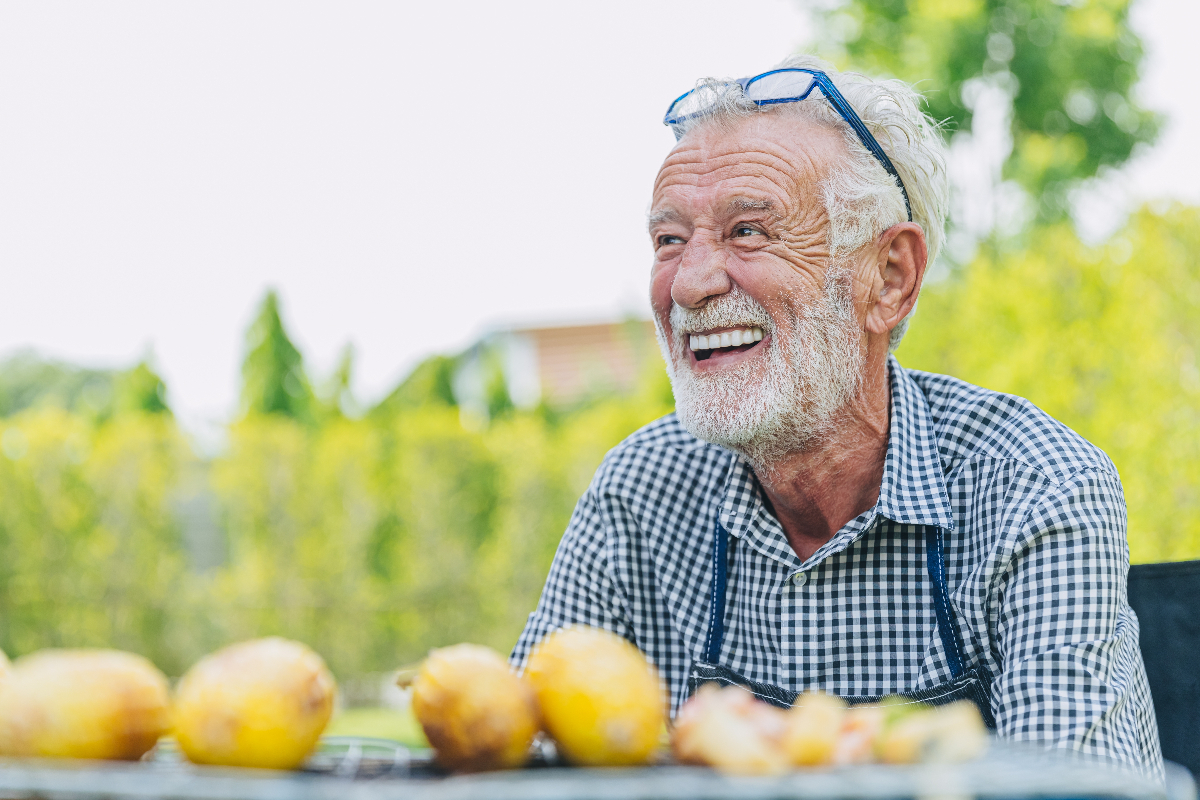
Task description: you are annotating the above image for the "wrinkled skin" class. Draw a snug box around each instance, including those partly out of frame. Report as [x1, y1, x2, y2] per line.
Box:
[648, 113, 929, 560]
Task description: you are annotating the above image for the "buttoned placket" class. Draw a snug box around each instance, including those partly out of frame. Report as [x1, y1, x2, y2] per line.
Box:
[712, 355, 958, 691]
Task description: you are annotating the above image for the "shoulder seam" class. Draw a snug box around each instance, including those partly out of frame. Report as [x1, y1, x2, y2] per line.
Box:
[942, 452, 1121, 488]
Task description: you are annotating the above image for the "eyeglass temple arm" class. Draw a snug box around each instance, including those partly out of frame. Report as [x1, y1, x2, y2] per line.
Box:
[812, 75, 914, 222]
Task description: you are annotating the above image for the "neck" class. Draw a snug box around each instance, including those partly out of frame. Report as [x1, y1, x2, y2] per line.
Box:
[748, 350, 891, 562]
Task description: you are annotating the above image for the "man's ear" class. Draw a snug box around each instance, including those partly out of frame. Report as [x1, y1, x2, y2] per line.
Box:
[864, 222, 927, 339]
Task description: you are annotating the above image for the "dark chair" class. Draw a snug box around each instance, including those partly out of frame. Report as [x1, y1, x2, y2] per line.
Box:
[1128, 560, 1200, 776]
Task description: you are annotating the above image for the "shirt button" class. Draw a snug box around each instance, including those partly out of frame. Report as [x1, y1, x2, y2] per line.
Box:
[791, 572, 808, 587]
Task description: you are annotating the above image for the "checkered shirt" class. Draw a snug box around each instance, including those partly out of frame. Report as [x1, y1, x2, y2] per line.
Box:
[511, 357, 1162, 777]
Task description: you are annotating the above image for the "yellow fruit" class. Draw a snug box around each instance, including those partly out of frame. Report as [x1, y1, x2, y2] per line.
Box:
[672, 684, 789, 775]
[526, 626, 664, 766]
[411, 643, 539, 772]
[173, 637, 336, 770]
[876, 700, 988, 764]
[0, 649, 170, 760]
[783, 691, 847, 766]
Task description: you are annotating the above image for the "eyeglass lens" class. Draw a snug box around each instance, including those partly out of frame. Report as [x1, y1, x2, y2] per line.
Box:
[743, 71, 816, 103]
[669, 71, 820, 122]
[668, 85, 724, 121]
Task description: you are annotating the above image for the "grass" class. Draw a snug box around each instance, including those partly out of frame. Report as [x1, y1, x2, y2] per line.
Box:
[325, 706, 428, 748]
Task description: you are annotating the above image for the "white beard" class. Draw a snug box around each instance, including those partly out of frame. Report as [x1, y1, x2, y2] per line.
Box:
[654, 274, 865, 466]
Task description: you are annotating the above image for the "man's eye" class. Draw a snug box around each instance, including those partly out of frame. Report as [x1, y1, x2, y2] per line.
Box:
[732, 225, 761, 238]
[657, 235, 684, 247]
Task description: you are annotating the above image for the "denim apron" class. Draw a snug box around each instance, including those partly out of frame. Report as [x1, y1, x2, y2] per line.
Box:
[686, 518, 997, 729]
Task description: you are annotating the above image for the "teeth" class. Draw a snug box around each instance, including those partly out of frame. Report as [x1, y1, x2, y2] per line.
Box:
[688, 327, 766, 351]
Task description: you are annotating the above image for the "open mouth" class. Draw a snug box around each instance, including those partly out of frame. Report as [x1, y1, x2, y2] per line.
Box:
[688, 326, 765, 362]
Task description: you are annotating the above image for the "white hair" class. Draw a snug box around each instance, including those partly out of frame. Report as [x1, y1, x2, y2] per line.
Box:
[670, 55, 950, 351]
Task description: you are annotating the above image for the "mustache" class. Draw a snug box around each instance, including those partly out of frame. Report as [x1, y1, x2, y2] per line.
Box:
[669, 287, 772, 337]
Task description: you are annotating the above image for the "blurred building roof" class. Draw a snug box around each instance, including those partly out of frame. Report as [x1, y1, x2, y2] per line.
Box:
[453, 319, 659, 419]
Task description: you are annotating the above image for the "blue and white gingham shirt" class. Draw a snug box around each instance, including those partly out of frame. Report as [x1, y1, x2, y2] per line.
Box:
[512, 357, 1162, 776]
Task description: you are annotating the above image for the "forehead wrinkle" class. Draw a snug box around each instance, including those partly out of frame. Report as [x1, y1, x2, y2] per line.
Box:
[655, 152, 820, 212]
[658, 116, 840, 199]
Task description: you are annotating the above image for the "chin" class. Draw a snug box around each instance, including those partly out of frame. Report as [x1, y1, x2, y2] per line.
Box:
[657, 314, 864, 466]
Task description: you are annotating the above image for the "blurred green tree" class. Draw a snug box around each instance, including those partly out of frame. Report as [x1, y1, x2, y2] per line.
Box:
[314, 343, 358, 421]
[114, 360, 171, 416]
[0, 352, 117, 419]
[816, 0, 1159, 220]
[240, 290, 315, 421]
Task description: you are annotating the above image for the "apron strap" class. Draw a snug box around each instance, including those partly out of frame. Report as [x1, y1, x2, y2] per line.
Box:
[702, 518, 968, 680]
[925, 525, 965, 679]
[703, 520, 729, 664]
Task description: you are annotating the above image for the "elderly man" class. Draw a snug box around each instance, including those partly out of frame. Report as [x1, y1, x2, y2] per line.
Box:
[511, 55, 1161, 775]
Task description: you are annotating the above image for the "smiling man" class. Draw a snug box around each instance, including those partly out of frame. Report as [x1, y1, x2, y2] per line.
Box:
[511, 55, 1161, 775]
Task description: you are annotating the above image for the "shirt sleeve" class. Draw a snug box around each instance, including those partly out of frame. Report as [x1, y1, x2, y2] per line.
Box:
[991, 467, 1163, 778]
[509, 488, 631, 671]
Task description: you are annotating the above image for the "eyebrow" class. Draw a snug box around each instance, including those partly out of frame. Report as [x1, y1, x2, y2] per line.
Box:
[646, 197, 780, 231]
[727, 197, 779, 216]
[647, 208, 681, 230]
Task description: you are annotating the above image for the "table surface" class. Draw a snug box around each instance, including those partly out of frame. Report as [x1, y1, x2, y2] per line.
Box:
[0, 739, 1187, 800]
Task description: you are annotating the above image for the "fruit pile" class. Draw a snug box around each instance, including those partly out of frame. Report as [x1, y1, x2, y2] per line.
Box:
[0, 625, 988, 776]
[410, 624, 988, 775]
[0, 637, 335, 769]
[673, 684, 988, 775]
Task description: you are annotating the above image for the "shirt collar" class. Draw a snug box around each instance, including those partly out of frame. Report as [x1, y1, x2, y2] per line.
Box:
[878, 355, 956, 530]
[717, 356, 955, 562]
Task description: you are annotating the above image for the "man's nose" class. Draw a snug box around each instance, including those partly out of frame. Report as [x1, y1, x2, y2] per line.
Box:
[671, 236, 732, 309]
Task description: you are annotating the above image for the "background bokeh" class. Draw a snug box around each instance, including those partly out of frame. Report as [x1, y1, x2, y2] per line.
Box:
[0, 0, 1197, 720]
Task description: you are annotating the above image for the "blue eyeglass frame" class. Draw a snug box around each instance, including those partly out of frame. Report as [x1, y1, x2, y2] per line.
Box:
[663, 68, 913, 222]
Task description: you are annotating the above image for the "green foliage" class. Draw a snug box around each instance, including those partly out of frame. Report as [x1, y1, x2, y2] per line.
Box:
[114, 361, 171, 416]
[818, 0, 1158, 218]
[900, 204, 1200, 561]
[371, 355, 459, 417]
[317, 345, 357, 420]
[0, 361, 672, 677]
[0, 409, 190, 671]
[240, 290, 314, 421]
[0, 352, 118, 419]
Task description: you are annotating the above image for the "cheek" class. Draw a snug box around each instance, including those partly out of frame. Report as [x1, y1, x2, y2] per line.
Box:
[649, 260, 677, 316]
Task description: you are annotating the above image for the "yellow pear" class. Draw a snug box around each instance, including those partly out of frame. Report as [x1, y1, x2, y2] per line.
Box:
[525, 626, 664, 766]
[173, 637, 336, 770]
[0, 649, 170, 760]
[411, 643, 539, 772]
[783, 691, 847, 767]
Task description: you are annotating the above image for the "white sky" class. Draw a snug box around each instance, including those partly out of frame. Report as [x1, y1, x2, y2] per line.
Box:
[0, 0, 1195, 434]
